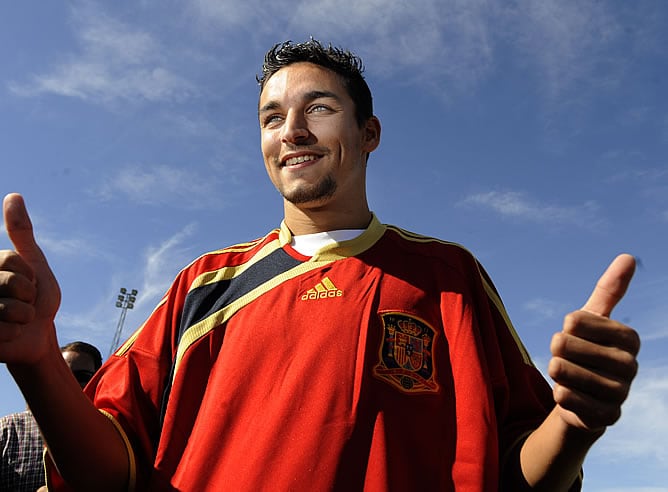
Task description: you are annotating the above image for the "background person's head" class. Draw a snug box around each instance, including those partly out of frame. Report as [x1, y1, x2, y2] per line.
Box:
[60, 341, 102, 388]
[258, 39, 373, 128]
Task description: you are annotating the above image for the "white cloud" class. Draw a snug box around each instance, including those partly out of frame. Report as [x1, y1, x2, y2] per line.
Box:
[57, 223, 197, 353]
[598, 488, 668, 492]
[1, 211, 109, 261]
[597, 366, 668, 465]
[138, 223, 198, 309]
[626, 274, 668, 341]
[5, 0, 643, 109]
[186, 0, 632, 99]
[93, 164, 226, 210]
[459, 190, 604, 228]
[157, 113, 222, 139]
[523, 298, 566, 322]
[291, 0, 495, 89]
[641, 309, 668, 341]
[8, 5, 193, 105]
[188, 0, 274, 28]
[505, 0, 622, 98]
[39, 235, 101, 259]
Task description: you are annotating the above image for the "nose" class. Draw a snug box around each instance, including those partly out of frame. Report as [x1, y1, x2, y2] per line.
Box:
[281, 110, 310, 144]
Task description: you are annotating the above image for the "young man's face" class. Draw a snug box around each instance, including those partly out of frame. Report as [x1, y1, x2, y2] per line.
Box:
[259, 62, 379, 211]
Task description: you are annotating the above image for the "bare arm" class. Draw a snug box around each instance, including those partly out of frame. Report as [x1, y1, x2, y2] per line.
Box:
[505, 254, 640, 490]
[0, 193, 129, 491]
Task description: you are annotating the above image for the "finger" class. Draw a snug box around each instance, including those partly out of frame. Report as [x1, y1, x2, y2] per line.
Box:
[3, 194, 49, 267]
[561, 311, 641, 355]
[0, 299, 36, 324]
[581, 253, 636, 318]
[548, 355, 633, 403]
[0, 252, 36, 288]
[553, 383, 623, 430]
[0, 269, 37, 304]
[0, 322, 22, 343]
[550, 331, 639, 379]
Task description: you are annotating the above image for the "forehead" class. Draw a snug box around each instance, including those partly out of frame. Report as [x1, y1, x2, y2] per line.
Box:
[62, 350, 95, 370]
[259, 62, 348, 107]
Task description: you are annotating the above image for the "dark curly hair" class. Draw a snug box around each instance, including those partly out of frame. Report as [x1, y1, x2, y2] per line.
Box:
[257, 39, 373, 127]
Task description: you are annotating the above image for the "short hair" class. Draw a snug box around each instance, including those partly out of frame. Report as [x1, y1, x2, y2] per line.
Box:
[257, 39, 373, 127]
[60, 341, 103, 371]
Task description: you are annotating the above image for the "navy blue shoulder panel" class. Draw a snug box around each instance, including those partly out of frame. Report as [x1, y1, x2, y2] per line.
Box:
[177, 247, 302, 343]
[159, 247, 302, 432]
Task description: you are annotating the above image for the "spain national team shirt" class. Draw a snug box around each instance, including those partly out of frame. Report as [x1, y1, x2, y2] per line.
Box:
[49, 214, 564, 491]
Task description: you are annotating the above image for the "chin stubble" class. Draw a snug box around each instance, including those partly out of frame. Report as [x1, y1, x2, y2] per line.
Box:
[283, 175, 337, 204]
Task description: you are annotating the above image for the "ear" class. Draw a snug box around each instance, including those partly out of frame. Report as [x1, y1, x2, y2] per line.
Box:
[361, 116, 381, 154]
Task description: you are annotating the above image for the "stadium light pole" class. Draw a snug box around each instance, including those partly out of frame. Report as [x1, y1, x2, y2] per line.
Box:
[108, 287, 138, 359]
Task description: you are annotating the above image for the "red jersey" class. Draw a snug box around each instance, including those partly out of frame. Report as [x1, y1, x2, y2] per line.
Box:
[50, 215, 559, 491]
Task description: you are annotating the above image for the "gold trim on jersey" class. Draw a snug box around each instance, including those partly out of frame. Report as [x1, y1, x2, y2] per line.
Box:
[99, 409, 137, 492]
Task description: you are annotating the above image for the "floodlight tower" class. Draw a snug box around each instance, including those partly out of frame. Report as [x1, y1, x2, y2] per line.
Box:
[108, 287, 138, 358]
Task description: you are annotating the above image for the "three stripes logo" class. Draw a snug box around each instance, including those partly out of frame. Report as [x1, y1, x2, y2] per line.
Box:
[301, 276, 343, 301]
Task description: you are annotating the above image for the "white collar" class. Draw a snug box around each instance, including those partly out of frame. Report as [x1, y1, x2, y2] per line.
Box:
[291, 229, 364, 256]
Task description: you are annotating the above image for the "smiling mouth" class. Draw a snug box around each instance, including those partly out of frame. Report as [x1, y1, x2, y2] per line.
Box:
[284, 154, 319, 167]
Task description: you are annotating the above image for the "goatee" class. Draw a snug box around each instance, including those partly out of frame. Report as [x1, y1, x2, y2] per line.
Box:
[282, 175, 337, 204]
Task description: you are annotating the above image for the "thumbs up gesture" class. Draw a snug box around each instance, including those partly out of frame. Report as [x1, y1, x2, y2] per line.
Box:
[0, 193, 61, 365]
[549, 254, 641, 432]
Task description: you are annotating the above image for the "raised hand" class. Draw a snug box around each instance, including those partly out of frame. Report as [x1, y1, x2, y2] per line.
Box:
[549, 254, 641, 432]
[0, 193, 61, 365]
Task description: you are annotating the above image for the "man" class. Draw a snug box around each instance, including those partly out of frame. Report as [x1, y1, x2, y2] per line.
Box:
[59, 341, 103, 390]
[0, 40, 640, 491]
[0, 342, 101, 492]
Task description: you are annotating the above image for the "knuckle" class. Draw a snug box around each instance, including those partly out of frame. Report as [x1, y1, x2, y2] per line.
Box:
[601, 406, 622, 426]
[548, 357, 566, 381]
[550, 332, 566, 355]
[630, 358, 639, 378]
[552, 383, 568, 404]
[617, 349, 638, 371]
[563, 310, 590, 333]
[626, 329, 641, 354]
[0, 301, 35, 323]
[562, 312, 577, 332]
[0, 273, 36, 303]
[606, 379, 630, 403]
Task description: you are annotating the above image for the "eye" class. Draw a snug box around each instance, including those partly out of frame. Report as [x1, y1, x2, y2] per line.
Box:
[308, 104, 331, 114]
[262, 114, 283, 127]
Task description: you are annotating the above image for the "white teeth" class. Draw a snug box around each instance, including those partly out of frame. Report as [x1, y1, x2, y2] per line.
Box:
[285, 155, 318, 166]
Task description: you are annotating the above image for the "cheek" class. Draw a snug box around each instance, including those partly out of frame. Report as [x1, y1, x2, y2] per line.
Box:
[261, 132, 279, 161]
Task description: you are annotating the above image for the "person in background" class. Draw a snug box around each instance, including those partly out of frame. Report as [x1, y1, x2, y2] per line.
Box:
[58, 342, 103, 390]
[0, 341, 101, 492]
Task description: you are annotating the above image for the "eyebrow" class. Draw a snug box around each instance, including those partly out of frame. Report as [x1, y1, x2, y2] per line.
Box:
[259, 90, 341, 114]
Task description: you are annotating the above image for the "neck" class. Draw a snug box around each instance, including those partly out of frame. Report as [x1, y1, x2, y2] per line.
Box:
[283, 201, 372, 235]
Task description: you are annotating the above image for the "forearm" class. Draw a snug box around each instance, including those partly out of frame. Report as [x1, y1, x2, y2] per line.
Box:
[9, 338, 129, 492]
[508, 408, 603, 491]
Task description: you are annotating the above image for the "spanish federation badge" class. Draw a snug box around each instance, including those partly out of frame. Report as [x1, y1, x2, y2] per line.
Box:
[373, 312, 439, 393]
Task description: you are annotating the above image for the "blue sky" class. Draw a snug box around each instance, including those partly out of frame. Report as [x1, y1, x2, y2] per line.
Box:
[1, 1, 666, 490]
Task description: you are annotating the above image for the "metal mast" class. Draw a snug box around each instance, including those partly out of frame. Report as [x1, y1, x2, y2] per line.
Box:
[108, 287, 138, 358]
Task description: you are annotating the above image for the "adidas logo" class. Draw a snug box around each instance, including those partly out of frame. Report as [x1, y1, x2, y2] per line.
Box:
[301, 277, 343, 300]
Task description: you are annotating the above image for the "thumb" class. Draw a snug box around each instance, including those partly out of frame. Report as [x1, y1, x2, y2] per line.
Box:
[3, 193, 49, 267]
[581, 253, 636, 317]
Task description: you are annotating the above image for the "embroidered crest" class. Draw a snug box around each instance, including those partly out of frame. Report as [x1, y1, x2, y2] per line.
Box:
[374, 312, 439, 393]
